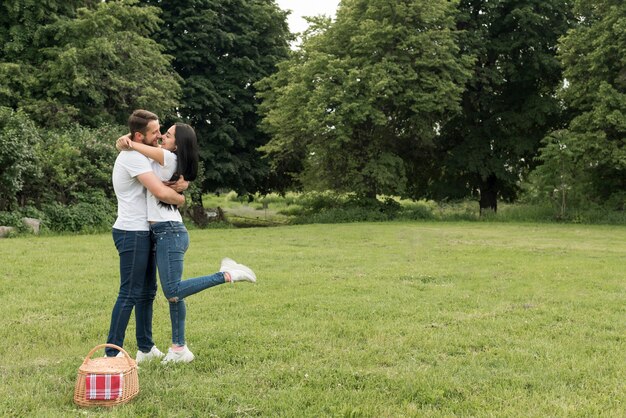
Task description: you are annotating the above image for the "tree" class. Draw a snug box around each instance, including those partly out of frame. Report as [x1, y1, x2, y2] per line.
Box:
[258, 0, 473, 200]
[0, 0, 95, 62]
[552, 0, 626, 209]
[0, 0, 182, 127]
[431, 0, 573, 213]
[140, 0, 291, 200]
[526, 130, 591, 218]
[31, 1, 182, 127]
[0, 108, 41, 211]
[0, 1, 92, 110]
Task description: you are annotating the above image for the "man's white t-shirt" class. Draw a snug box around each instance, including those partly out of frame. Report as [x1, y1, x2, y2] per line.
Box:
[112, 151, 153, 231]
[147, 149, 183, 223]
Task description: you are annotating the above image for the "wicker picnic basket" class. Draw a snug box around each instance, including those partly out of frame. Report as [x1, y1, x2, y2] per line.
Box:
[73, 344, 139, 407]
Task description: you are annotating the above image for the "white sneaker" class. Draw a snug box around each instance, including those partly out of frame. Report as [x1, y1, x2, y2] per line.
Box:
[220, 257, 256, 283]
[219, 257, 238, 272]
[136, 345, 165, 363]
[161, 346, 195, 364]
[104, 351, 125, 358]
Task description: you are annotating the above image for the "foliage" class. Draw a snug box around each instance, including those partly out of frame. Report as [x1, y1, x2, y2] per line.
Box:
[0, 120, 123, 232]
[32, 0, 181, 127]
[0, 211, 25, 230]
[399, 200, 439, 220]
[258, 0, 473, 199]
[524, 130, 592, 218]
[208, 190, 624, 226]
[431, 0, 573, 212]
[141, 0, 292, 197]
[547, 0, 626, 209]
[0, 1, 95, 60]
[0, 0, 181, 127]
[0, 107, 41, 211]
[41, 190, 116, 233]
[24, 124, 122, 207]
[283, 192, 411, 224]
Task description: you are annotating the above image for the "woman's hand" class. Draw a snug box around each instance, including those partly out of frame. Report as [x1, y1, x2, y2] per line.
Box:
[115, 134, 133, 151]
[164, 175, 189, 193]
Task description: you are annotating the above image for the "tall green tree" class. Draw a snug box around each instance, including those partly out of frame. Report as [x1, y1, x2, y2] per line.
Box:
[0, 1, 92, 110]
[550, 0, 626, 208]
[431, 0, 573, 213]
[0, 0, 181, 127]
[32, 1, 181, 127]
[0, 0, 95, 62]
[258, 0, 473, 199]
[141, 0, 291, 200]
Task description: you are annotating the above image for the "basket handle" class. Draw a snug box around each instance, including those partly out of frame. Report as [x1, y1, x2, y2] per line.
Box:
[83, 343, 134, 366]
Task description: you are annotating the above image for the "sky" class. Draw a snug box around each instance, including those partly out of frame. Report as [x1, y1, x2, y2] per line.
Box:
[275, 0, 340, 35]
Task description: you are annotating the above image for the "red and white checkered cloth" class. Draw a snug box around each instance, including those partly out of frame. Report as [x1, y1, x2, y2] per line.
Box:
[85, 373, 124, 400]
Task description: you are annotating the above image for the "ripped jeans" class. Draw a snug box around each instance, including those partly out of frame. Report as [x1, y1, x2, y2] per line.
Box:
[150, 221, 226, 346]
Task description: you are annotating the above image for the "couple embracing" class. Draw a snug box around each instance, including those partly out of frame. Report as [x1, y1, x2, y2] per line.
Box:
[105, 109, 255, 363]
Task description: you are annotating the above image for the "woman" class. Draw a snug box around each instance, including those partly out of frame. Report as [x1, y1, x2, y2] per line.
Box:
[117, 123, 256, 363]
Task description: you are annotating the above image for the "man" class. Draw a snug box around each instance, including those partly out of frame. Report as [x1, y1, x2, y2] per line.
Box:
[105, 109, 187, 361]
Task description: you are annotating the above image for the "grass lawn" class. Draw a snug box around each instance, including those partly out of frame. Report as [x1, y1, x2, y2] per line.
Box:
[1, 222, 624, 417]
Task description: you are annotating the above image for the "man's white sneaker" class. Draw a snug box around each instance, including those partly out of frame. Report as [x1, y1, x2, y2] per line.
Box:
[136, 345, 165, 363]
[161, 346, 195, 364]
[220, 257, 256, 283]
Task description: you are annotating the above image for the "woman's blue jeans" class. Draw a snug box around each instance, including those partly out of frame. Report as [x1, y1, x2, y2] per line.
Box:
[106, 229, 157, 357]
[150, 221, 225, 346]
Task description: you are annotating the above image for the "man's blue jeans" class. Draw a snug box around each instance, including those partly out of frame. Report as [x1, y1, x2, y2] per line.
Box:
[106, 229, 157, 357]
[151, 221, 225, 346]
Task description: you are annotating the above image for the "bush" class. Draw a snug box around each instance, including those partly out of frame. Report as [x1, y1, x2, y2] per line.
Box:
[291, 207, 391, 224]
[0, 207, 47, 234]
[398, 200, 437, 220]
[29, 124, 122, 206]
[0, 211, 23, 229]
[0, 107, 41, 211]
[42, 191, 115, 233]
[1, 123, 124, 233]
[225, 190, 239, 202]
[295, 191, 348, 212]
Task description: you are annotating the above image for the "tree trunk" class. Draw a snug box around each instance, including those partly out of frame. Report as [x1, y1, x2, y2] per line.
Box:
[188, 189, 210, 227]
[479, 174, 498, 215]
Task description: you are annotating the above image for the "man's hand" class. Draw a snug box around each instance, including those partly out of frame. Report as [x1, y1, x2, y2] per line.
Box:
[165, 175, 189, 193]
[115, 134, 133, 152]
[137, 171, 185, 206]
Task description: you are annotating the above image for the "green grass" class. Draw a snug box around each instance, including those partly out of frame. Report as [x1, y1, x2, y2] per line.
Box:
[1, 222, 625, 416]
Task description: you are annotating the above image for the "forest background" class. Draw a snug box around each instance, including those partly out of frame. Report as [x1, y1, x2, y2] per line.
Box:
[0, 0, 624, 233]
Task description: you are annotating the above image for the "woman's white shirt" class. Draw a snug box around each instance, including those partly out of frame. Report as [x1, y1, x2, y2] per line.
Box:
[146, 149, 183, 223]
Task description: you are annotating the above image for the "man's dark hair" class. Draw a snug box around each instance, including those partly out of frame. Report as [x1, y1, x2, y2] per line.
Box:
[128, 109, 158, 139]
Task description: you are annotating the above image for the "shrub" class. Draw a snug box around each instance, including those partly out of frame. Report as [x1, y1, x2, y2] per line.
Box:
[30, 124, 121, 206]
[225, 190, 239, 202]
[399, 200, 437, 220]
[0, 107, 41, 211]
[0, 211, 23, 228]
[42, 191, 115, 233]
[291, 207, 391, 224]
[0, 207, 47, 233]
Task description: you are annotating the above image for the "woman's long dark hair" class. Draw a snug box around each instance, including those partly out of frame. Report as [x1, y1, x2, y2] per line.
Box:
[159, 123, 199, 210]
[171, 123, 199, 182]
